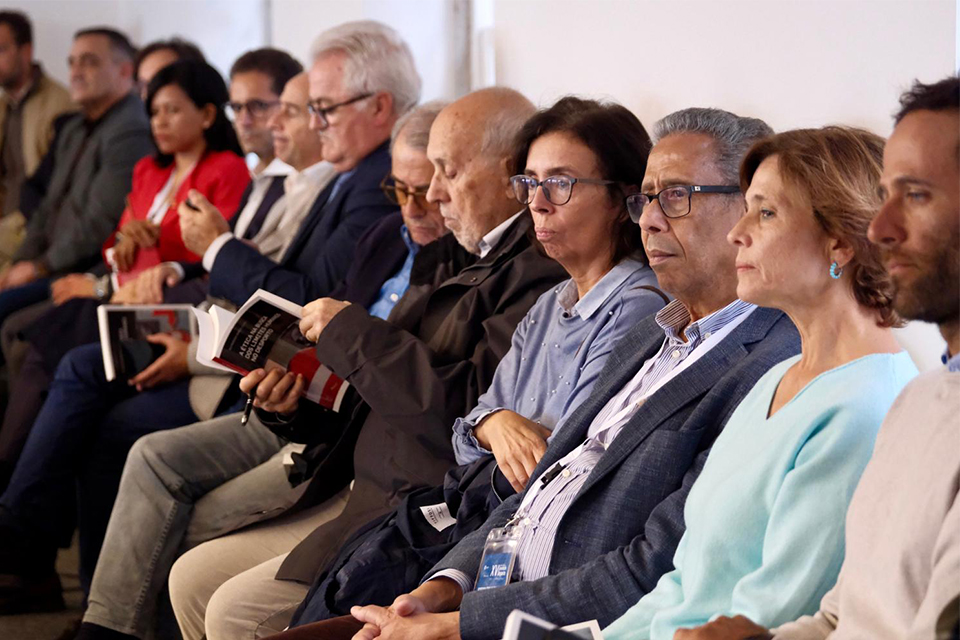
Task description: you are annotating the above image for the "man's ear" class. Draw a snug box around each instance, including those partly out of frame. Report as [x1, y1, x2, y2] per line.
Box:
[500, 156, 514, 200]
[372, 92, 395, 127]
[118, 58, 134, 83]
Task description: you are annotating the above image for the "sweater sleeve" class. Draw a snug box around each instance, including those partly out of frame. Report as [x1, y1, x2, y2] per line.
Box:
[771, 576, 842, 640]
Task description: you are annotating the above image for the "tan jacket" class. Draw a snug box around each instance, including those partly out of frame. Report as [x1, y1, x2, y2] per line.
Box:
[0, 68, 73, 180]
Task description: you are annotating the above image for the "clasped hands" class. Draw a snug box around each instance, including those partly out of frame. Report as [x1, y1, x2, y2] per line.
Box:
[350, 579, 463, 640]
[347, 592, 770, 640]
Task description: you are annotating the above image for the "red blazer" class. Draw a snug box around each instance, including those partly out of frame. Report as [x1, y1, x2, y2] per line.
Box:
[102, 149, 250, 271]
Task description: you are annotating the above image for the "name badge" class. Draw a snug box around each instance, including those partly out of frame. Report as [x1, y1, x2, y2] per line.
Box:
[475, 524, 524, 591]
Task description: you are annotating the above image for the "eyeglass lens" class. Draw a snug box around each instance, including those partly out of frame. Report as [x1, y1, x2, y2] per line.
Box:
[512, 176, 573, 206]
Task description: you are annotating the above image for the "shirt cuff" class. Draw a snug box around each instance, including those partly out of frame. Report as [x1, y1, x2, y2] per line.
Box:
[452, 412, 498, 465]
[164, 261, 185, 280]
[202, 233, 234, 272]
[428, 569, 473, 596]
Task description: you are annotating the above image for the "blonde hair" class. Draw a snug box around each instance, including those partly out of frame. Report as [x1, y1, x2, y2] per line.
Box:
[740, 126, 900, 327]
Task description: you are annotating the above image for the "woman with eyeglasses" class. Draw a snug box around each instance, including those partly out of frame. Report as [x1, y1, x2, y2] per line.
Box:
[603, 127, 918, 640]
[456, 95, 668, 492]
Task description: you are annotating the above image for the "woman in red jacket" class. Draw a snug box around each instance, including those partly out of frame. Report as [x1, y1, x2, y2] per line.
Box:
[105, 59, 250, 288]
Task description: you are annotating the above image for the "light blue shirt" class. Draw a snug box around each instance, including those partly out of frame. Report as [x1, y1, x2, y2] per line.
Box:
[367, 225, 418, 321]
[452, 259, 663, 464]
[603, 351, 918, 640]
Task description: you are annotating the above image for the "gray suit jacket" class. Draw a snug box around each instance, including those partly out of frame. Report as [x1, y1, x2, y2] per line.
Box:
[424, 306, 800, 640]
[15, 91, 153, 273]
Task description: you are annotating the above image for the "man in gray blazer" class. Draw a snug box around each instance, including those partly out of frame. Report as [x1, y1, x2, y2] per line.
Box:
[0, 27, 152, 330]
[342, 108, 801, 640]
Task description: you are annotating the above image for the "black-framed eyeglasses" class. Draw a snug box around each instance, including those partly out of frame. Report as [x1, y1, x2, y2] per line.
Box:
[510, 174, 614, 206]
[223, 99, 280, 121]
[380, 176, 430, 208]
[306, 93, 373, 129]
[626, 185, 740, 222]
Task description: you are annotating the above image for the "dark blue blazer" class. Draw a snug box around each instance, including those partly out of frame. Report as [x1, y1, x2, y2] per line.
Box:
[329, 211, 407, 309]
[426, 306, 801, 640]
[208, 142, 396, 306]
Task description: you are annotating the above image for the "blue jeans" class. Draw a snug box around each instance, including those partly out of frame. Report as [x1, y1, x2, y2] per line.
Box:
[0, 342, 199, 592]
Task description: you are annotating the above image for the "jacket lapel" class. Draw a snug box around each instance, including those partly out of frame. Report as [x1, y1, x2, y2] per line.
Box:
[575, 307, 784, 497]
[279, 177, 338, 265]
[533, 315, 667, 475]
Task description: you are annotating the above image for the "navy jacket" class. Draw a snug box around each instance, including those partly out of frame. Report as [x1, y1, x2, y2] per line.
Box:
[425, 306, 801, 640]
[208, 142, 396, 306]
[328, 211, 407, 308]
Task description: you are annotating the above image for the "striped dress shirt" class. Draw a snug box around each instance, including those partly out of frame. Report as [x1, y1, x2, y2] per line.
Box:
[433, 298, 756, 594]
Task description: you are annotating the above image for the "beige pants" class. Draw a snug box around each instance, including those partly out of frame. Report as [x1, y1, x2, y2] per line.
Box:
[168, 487, 350, 640]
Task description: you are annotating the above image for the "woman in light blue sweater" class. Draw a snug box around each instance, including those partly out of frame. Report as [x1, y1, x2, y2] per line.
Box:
[604, 127, 918, 640]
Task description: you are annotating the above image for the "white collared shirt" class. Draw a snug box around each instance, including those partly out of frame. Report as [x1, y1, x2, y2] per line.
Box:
[477, 211, 524, 258]
[231, 157, 293, 239]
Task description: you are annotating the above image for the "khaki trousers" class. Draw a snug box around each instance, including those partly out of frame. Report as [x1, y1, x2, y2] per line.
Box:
[169, 487, 350, 640]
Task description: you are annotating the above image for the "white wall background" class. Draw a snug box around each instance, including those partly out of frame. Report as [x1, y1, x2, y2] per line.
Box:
[12, 0, 959, 369]
[268, 0, 469, 101]
[5, 0, 266, 84]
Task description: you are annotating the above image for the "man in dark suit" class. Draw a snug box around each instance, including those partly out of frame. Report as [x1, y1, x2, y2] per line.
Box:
[336, 108, 801, 640]
[178, 24, 412, 306]
[0, 28, 153, 332]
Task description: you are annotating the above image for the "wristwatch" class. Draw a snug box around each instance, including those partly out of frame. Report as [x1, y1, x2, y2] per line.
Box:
[93, 275, 112, 300]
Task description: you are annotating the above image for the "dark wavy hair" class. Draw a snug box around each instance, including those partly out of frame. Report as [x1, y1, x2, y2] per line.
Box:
[513, 96, 652, 264]
[146, 59, 242, 167]
[134, 37, 205, 80]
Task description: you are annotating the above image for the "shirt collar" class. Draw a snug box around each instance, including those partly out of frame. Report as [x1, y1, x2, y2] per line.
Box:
[656, 298, 756, 346]
[942, 349, 960, 373]
[284, 159, 332, 192]
[256, 157, 293, 180]
[477, 210, 524, 259]
[559, 258, 648, 321]
[399, 224, 420, 253]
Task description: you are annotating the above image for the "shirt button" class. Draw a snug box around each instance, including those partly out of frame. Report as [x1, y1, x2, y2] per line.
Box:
[555, 343, 560, 348]
[704, 331, 712, 339]
[566, 381, 571, 386]
[389, 293, 399, 302]
[530, 319, 535, 324]
[609, 311, 614, 315]
[531, 397, 535, 402]
[469, 276, 477, 282]
[561, 469, 571, 478]
[672, 350, 681, 358]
